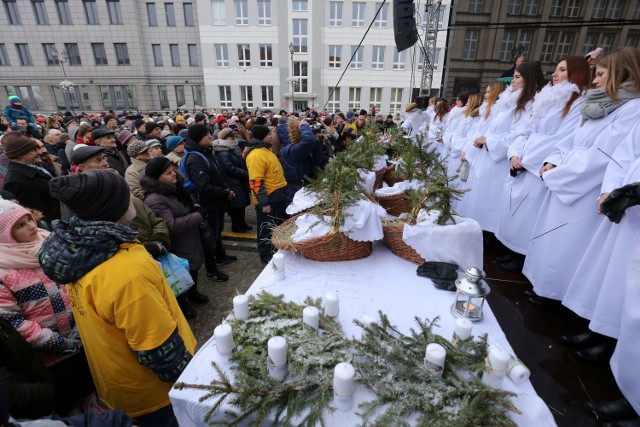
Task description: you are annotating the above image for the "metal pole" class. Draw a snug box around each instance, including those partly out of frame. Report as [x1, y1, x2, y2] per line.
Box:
[290, 52, 295, 114]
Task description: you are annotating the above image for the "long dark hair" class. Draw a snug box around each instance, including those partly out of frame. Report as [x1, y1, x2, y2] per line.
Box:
[558, 56, 591, 117]
[515, 61, 546, 114]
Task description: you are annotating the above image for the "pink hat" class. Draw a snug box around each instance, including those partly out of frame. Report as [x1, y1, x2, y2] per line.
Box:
[0, 199, 34, 243]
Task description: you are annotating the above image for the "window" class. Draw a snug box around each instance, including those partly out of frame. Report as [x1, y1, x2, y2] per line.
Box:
[507, 0, 521, 15]
[550, 0, 563, 16]
[55, 1, 72, 24]
[582, 33, 597, 55]
[437, 5, 446, 29]
[352, 2, 365, 26]
[237, 44, 250, 67]
[292, 0, 307, 11]
[555, 33, 573, 61]
[468, 0, 483, 13]
[348, 87, 361, 110]
[16, 44, 32, 66]
[169, 44, 180, 66]
[371, 46, 385, 70]
[434, 48, 441, 69]
[599, 33, 615, 53]
[259, 44, 272, 66]
[327, 87, 340, 111]
[147, 3, 158, 25]
[261, 86, 274, 107]
[0, 44, 10, 66]
[370, 88, 382, 110]
[235, 0, 248, 25]
[165, 2, 176, 26]
[293, 61, 308, 92]
[92, 43, 108, 65]
[257, 0, 270, 25]
[192, 85, 203, 107]
[6, 86, 41, 110]
[43, 43, 57, 65]
[634, 2, 640, 20]
[418, 48, 424, 70]
[32, 1, 49, 24]
[350, 45, 363, 69]
[499, 31, 516, 61]
[390, 88, 403, 113]
[184, 3, 194, 26]
[211, 0, 225, 24]
[519, 31, 533, 55]
[392, 48, 406, 70]
[4, 0, 21, 25]
[83, 0, 99, 24]
[175, 85, 185, 107]
[292, 19, 308, 53]
[625, 34, 640, 48]
[219, 86, 232, 107]
[329, 1, 342, 26]
[240, 86, 253, 107]
[523, 0, 539, 15]
[566, 0, 580, 17]
[152, 44, 163, 66]
[606, 0, 622, 19]
[107, 0, 123, 24]
[592, 0, 604, 18]
[329, 45, 341, 68]
[540, 32, 556, 62]
[374, 3, 388, 27]
[65, 43, 81, 65]
[215, 44, 229, 67]
[463, 30, 479, 60]
[188, 44, 198, 66]
[114, 43, 130, 65]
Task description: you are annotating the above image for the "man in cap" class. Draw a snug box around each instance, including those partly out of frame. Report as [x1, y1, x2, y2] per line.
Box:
[39, 170, 195, 426]
[2, 132, 61, 220]
[70, 144, 109, 172]
[145, 122, 162, 143]
[125, 140, 152, 200]
[145, 139, 163, 159]
[93, 128, 129, 176]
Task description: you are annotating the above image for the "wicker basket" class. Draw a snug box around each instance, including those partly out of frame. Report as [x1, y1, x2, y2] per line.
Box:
[382, 222, 426, 264]
[374, 165, 394, 190]
[378, 193, 410, 217]
[271, 216, 299, 251]
[383, 165, 404, 187]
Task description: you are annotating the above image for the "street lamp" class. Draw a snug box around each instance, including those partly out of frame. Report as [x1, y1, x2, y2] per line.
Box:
[52, 48, 75, 113]
[288, 42, 295, 114]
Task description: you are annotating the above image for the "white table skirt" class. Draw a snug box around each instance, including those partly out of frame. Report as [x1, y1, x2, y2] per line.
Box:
[169, 243, 556, 426]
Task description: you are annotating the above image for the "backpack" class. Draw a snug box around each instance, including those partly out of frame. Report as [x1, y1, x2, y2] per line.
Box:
[179, 148, 211, 191]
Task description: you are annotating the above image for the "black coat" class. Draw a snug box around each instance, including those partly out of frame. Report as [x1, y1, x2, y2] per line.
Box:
[104, 148, 129, 177]
[183, 140, 229, 214]
[215, 147, 250, 209]
[3, 161, 61, 220]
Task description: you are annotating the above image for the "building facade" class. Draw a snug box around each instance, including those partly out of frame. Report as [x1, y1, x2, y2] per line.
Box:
[0, 0, 205, 113]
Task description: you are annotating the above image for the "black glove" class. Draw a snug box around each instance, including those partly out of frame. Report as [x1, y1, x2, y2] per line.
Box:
[143, 241, 163, 259]
[417, 262, 459, 291]
[600, 182, 640, 224]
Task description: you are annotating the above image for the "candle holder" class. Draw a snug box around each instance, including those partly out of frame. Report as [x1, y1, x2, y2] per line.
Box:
[450, 267, 490, 322]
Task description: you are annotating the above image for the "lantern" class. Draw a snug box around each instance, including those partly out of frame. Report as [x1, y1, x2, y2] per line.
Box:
[450, 267, 490, 322]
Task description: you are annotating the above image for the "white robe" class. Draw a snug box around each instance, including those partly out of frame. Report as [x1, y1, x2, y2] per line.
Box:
[522, 98, 640, 300]
[495, 83, 583, 254]
[427, 116, 447, 159]
[401, 110, 429, 138]
[562, 125, 640, 337]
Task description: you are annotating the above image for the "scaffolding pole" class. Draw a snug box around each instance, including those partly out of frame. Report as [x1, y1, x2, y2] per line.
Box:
[419, 0, 442, 97]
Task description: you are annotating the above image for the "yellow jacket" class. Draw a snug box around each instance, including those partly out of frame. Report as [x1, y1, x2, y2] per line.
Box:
[243, 144, 287, 206]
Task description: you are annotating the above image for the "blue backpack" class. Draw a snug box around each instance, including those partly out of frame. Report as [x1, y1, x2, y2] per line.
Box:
[179, 148, 211, 191]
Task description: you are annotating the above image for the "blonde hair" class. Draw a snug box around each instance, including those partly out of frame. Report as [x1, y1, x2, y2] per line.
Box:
[485, 81, 506, 119]
[597, 47, 640, 100]
[465, 93, 483, 118]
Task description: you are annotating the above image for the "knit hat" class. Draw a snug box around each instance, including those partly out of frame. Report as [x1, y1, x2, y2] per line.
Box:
[1, 133, 39, 159]
[145, 122, 160, 134]
[166, 135, 185, 152]
[160, 130, 172, 139]
[70, 144, 106, 165]
[216, 115, 226, 124]
[91, 128, 115, 140]
[127, 139, 149, 158]
[346, 111, 355, 119]
[218, 128, 236, 140]
[186, 117, 196, 125]
[8, 96, 21, 104]
[251, 125, 270, 141]
[0, 199, 35, 243]
[49, 170, 131, 222]
[103, 114, 116, 124]
[145, 139, 162, 149]
[145, 157, 173, 180]
[117, 129, 135, 146]
[188, 124, 209, 143]
[178, 129, 189, 138]
[194, 113, 206, 122]
[175, 115, 184, 122]
[254, 117, 268, 125]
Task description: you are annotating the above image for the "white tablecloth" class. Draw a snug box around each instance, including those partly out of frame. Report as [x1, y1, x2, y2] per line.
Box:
[169, 243, 556, 426]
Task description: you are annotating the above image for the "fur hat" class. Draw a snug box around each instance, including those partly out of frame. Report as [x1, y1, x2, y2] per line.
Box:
[127, 139, 149, 158]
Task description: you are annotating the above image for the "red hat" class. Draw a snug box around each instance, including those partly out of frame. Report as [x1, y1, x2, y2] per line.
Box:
[216, 115, 226, 124]
[36, 117, 45, 123]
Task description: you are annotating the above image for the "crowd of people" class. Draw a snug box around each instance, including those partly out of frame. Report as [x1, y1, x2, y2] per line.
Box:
[0, 46, 639, 425]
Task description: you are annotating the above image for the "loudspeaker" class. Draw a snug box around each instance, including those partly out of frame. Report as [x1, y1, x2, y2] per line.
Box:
[415, 96, 429, 109]
[393, 0, 418, 52]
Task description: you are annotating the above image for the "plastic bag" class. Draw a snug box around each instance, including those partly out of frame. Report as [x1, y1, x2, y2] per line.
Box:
[158, 253, 194, 297]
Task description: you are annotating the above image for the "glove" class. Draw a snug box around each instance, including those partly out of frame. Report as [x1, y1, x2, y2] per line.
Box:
[417, 262, 459, 291]
[61, 337, 80, 353]
[600, 182, 640, 224]
[143, 241, 163, 259]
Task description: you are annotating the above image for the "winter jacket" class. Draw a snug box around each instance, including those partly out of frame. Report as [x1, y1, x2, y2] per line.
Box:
[104, 148, 129, 177]
[182, 140, 229, 213]
[3, 105, 35, 125]
[130, 197, 171, 250]
[140, 172, 204, 271]
[125, 157, 147, 200]
[3, 161, 61, 221]
[215, 147, 250, 208]
[243, 138, 287, 207]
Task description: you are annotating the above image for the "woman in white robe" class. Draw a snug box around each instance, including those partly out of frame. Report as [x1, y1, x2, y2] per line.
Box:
[401, 103, 429, 139]
[427, 99, 450, 159]
[494, 57, 591, 264]
[446, 94, 482, 188]
[523, 47, 640, 306]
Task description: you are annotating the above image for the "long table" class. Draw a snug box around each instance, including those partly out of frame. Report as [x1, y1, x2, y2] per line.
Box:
[169, 243, 556, 426]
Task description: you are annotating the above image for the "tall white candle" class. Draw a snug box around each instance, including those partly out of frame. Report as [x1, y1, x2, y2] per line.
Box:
[333, 362, 355, 411]
[324, 292, 339, 318]
[488, 345, 510, 376]
[214, 323, 234, 355]
[267, 336, 287, 367]
[233, 295, 249, 320]
[425, 343, 446, 377]
[272, 252, 285, 280]
[452, 318, 473, 345]
[303, 306, 320, 332]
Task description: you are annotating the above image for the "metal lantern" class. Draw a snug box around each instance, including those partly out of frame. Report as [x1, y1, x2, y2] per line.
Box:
[451, 267, 490, 322]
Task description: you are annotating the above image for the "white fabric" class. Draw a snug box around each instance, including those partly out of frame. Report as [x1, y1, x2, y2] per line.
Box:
[169, 246, 555, 427]
[373, 155, 388, 172]
[523, 98, 640, 300]
[291, 213, 333, 242]
[427, 116, 447, 158]
[401, 110, 429, 138]
[403, 210, 483, 270]
[562, 130, 640, 337]
[358, 169, 376, 195]
[286, 188, 320, 215]
[374, 179, 421, 197]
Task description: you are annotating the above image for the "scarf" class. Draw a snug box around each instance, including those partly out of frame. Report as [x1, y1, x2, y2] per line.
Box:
[581, 82, 638, 124]
[0, 229, 49, 269]
[39, 217, 139, 284]
[212, 138, 238, 152]
[491, 87, 522, 117]
[530, 81, 581, 122]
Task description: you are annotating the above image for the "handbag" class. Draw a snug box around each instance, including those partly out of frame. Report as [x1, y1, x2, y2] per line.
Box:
[158, 253, 194, 297]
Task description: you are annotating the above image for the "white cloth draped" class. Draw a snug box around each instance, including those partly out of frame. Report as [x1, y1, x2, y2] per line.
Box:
[286, 188, 320, 215]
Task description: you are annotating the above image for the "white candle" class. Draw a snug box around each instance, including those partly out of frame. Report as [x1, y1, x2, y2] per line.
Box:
[507, 357, 531, 385]
[214, 323, 234, 355]
[303, 306, 320, 332]
[324, 292, 339, 318]
[452, 318, 473, 344]
[488, 345, 510, 376]
[333, 362, 355, 411]
[233, 295, 249, 320]
[272, 252, 285, 280]
[424, 343, 446, 377]
[267, 336, 287, 367]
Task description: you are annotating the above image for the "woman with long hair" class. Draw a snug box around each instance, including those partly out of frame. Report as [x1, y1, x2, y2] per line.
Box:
[427, 98, 451, 158]
[494, 56, 591, 271]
